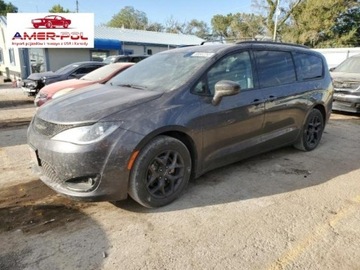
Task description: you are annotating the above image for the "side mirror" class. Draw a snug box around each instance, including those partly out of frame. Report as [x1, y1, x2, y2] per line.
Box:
[329, 67, 336, 72]
[212, 80, 240, 105]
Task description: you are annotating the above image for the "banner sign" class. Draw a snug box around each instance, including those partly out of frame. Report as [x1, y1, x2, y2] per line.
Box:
[7, 13, 94, 48]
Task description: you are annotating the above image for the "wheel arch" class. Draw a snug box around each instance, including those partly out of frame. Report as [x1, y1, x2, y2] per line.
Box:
[134, 126, 199, 179]
[313, 103, 326, 124]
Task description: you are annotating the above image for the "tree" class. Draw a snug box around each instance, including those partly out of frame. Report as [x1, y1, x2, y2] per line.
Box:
[164, 16, 186, 34]
[146, 22, 164, 32]
[0, 0, 17, 15]
[49, 4, 70, 13]
[332, 5, 360, 47]
[184, 19, 210, 39]
[252, 0, 304, 39]
[107, 6, 148, 29]
[282, 0, 359, 47]
[211, 14, 232, 38]
[211, 13, 265, 41]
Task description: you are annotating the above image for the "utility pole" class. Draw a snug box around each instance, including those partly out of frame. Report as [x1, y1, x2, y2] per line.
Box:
[273, 0, 280, 42]
[76, 0, 79, 13]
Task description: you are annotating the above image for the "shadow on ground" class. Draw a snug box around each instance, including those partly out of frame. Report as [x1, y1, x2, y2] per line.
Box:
[0, 180, 109, 270]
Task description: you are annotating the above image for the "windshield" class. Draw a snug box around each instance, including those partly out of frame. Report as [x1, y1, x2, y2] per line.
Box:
[107, 51, 214, 92]
[334, 56, 360, 73]
[55, 63, 79, 74]
[81, 64, 127, 81]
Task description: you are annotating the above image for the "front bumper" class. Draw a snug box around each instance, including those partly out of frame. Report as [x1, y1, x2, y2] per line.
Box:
[27, 119, 145, 201]
[333, 93, 360, 113]
[22, 86, 37, 94]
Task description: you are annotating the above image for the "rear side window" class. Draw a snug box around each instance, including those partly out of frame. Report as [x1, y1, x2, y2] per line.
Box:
[294, 53, 323, 80]
[254, 50, 296, 88]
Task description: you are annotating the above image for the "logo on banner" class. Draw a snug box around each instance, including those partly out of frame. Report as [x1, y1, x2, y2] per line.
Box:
[7, 13, 94, 48]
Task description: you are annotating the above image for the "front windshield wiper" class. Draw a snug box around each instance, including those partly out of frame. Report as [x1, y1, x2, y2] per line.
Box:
[117, 84, 147, 90]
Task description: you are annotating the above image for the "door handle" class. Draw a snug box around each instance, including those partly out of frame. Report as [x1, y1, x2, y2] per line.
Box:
[268, 95, 277, 102]
[251, 98, 262, 105]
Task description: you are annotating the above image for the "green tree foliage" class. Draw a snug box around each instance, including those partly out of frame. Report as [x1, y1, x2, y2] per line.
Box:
[107, 6, 148, 29]
[184, 19, 210, 39]
[49, 4, 70, 13]
[211, 13, 264, 41]
[146, 22, 164, 32]
[252, 0, 304, 38]
[0, 0, 18, 15]
[282, 0, 359, 47]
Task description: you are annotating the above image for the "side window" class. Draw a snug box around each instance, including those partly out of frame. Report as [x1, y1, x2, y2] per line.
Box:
[72, 66, 100, 76]
[255, 50, 296, 88]
[294, 53, 323, 80]
[0, 48, 3, 64]
[9, 48, 15, 65]
[193, 51, 254, 95]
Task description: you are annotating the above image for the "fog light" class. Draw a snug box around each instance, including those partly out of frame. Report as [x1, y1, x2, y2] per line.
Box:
[65, 174, 100, 192]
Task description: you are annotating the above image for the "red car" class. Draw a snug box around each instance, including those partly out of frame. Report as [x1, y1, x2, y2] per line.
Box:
[34, 63, 134, 107]
[32, 15, 71, 29]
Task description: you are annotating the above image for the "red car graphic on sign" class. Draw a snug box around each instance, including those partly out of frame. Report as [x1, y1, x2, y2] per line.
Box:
[32, 15, 71, 29]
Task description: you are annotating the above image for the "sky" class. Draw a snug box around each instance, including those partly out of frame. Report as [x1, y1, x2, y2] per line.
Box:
[10, 0, 254, 26]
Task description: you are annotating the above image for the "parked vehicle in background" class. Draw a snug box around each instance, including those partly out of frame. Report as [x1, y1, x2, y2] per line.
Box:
[330, 54, 360, 113]
[22, 61, 106, 97]
[34, 63, 134, 107]
[32, 15, 71, 29]
[103, 54, 148, 64]
[27, 41, 333, 208]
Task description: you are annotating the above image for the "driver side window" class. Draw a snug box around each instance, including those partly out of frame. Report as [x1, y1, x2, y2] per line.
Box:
[193, 51, 254, 95]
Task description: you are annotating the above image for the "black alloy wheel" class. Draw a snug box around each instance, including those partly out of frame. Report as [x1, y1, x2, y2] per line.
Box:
[294, 108, 324, 151]
[129, 136, 191, 208]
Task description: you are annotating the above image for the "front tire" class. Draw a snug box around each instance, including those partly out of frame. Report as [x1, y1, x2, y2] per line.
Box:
[45, 21, 52, 28]
[294, 108, 324, 151]
[128, 136, 192, 208]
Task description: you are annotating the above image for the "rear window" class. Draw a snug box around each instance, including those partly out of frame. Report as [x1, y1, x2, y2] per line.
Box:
[254, 50, 296, 88]
[294, 53, 323, 80]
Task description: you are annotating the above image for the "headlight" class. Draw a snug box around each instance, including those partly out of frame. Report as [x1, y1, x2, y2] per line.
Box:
[37, 92, 48, 99]
[52, 87, 75, 99]
[52, 122, 119, 144]
[41, 77, 46, 83]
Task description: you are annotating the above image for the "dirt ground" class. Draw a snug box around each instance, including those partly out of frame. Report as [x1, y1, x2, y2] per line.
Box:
[0, 85, 359, 270]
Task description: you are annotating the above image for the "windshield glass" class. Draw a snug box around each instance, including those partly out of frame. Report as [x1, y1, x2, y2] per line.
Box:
[107, 51, 214, 92]
[334, 56, 360, 73]
[55, 64, 79, 74]
[81, 64, 126, 81]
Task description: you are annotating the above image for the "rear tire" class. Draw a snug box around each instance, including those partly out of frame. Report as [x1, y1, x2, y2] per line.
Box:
[294, 108, 324, 151]
[129, 136, 192, 208]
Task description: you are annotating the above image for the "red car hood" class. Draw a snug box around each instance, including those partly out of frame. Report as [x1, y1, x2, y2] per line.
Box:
[40, 79, 98, 97]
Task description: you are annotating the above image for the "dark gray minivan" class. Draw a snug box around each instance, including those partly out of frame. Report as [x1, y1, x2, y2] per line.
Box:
[27, 41, 334, 208]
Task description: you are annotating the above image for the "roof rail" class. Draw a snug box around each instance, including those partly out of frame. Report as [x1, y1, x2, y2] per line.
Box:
[236, 40, 309, 49]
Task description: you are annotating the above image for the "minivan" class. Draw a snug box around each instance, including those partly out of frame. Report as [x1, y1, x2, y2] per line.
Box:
[27, 41, 334, 208]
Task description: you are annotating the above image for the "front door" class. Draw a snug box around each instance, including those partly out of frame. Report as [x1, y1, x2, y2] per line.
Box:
[194, 51, 265, 172]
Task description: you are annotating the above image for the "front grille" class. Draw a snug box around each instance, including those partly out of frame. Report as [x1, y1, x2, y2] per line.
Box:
[33, 116, 75, 137]
[333, 80, 360, 90]
[41, 161, 64, 186]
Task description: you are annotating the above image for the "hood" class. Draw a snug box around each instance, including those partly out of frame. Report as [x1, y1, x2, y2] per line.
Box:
[27, 71, 60, 80]
[40, 79, 94, 96]
[37, 83, 163, 124]
[330, 72, 360, 82]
